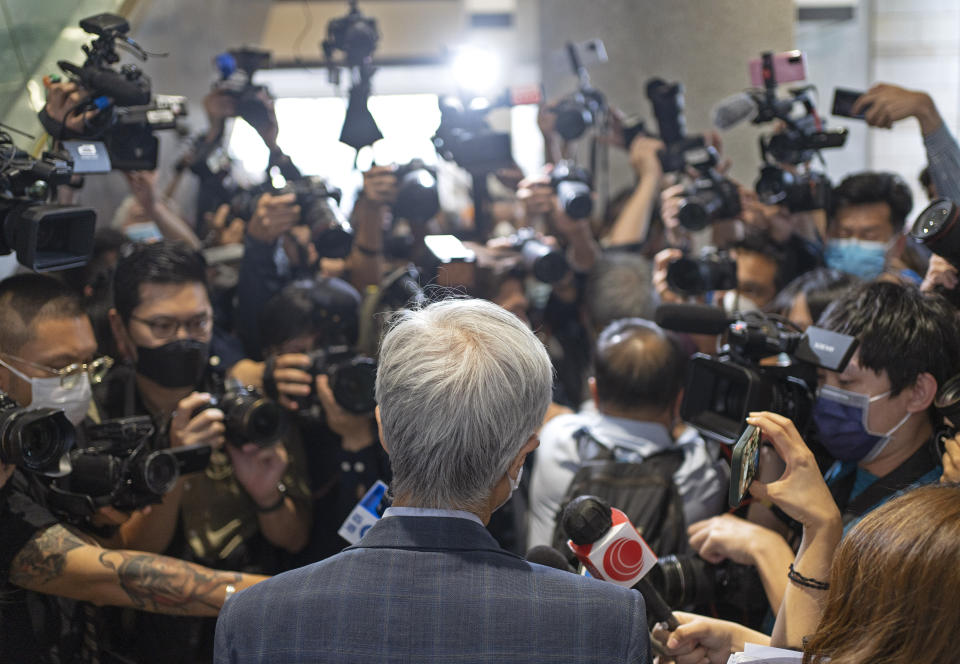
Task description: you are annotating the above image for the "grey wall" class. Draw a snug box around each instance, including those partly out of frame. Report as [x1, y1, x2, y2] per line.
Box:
[538, 0, 795, 192]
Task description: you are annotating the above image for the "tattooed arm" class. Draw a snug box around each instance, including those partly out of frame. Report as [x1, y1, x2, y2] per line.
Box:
[9, 523, 268, 616]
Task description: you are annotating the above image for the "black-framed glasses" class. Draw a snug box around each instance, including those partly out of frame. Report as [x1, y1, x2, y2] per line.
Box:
[130, 313, 213, 340]
[0, 353, 114, 388]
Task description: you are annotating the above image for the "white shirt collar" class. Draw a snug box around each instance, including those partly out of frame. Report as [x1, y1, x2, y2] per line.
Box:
[382, 506, 484, 526]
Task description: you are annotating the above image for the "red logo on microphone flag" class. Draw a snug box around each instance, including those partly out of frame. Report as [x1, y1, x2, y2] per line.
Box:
[603, 538, 647, 582]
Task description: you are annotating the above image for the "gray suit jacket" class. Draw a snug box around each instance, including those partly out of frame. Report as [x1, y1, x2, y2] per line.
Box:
[215, 515, 651, 663]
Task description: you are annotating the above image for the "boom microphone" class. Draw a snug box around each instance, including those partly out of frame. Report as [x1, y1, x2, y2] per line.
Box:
[561, 496, 680, 631]
[654, 303, 733, 336]
[711, 92, 758, 131]
[526, 545, 576, 573]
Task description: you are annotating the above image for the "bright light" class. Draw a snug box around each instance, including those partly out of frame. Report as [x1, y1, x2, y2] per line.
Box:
[451, 45, 501, 95]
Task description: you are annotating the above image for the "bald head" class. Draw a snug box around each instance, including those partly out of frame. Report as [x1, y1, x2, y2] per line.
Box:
[594, 318, 685, 415]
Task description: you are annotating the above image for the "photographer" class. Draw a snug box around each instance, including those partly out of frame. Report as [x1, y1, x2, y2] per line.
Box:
[98, 242, 311, 565]
[0, 274, 267, 662]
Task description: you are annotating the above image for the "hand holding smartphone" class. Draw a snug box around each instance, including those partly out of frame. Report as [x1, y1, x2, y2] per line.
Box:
[729, 423, 762, 508]
[832, 88, 871, 120]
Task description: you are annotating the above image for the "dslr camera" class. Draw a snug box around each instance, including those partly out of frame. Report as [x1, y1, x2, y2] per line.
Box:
[909, 198, 960, 307]
[550, 162, 594, 221]
[666, 251, 737, 296]
[270, 346, 378, 416]
[646, 78, 741, 230]
[197, 383, 285, 448]
[0, 393, 76, 476]
[0, 135, 96, 271]
[46, 416, 211, 519]
[50, 13, 187, 171]
[213, 47, 273, 130]
[657, 305, 858, 444]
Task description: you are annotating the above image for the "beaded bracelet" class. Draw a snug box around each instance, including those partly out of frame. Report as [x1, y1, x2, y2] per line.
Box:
[788, 563, 830, 590]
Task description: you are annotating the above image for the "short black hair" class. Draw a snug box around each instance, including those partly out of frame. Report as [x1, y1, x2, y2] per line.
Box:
[113, 241, 208, 323]
[0, 274, 86, 354]
[819, 282, 960, 396]
[259, 277, 362, 353]
[831, 172, 913, 233]
[594, 318, 685, 412]
[732, 231, 794, 292]
[586, 253, 656, 335]
[769, 267, 861, 324]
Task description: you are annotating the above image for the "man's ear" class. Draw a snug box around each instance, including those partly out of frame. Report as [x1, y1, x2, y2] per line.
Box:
[510, 433, 539, 477]
[375, 406, 388, 454]
[907, 372, 938, 413]
[108, 308, 135, 360]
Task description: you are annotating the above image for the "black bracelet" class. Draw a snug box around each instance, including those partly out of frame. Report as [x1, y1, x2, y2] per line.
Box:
[254, 482, 288, 513]
[788, 563, 830, 590]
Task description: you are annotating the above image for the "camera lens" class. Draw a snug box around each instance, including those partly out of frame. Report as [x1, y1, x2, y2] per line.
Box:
[555, 180, 593, 220]
[935, 374, 960, 423]
[555, 107, 592, 141]
[247, 400, 282, 440]
[330, 358, 378, 414]
[395, 169, 439, 223]
[521, 240, 569, 284]
[645, 554, 713, 608]
[69, 452, 122, 496]
[0, 407, 75, 473]
[138, 450, 180, 495]
[666, 257, 708, 294]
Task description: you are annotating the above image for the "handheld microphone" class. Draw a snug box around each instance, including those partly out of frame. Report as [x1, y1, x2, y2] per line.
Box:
[711, 92, 758, 131]
[561, 496, 680, 631]
[654, 303, 733, 336]
[525, 545, 576, 573]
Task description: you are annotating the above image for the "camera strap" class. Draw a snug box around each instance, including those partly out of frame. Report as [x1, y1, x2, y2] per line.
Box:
[831, 436, 941, 526]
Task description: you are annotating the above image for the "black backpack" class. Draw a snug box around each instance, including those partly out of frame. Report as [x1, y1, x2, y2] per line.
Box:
[551, 427, 689, 557]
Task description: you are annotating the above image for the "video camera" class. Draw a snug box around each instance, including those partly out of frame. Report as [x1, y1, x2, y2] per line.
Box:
[49, 13, 186, 171]
[0, 393, 75, 477]
[44, 415, 211, 520]
[740, 52, 845, 212]
[666, 251, 737, 296]
[213, 47, 273, 129]
[231, 176, 354, 259]
[655, 304, 858, 444]
[646, 78, 741, 231]
[0, 131, 96, 271]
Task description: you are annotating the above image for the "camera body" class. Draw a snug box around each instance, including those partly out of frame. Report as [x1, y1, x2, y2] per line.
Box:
[659, 308, 858, 445]
[0, 142, 96, 271]
[666, 251, 737, 296]
[755, 166, 831, 213]
[202, 384, 284, 448]
[393, 161, 440, 224]
[646, 554, 769, 623]
[552, 89, 605, 141]
[550, 162, 593, 221]
[213, 47, 273, 129]
[0, 393, 76, 476]
[297, 346, 378, 415]
[506, 227, 569, 284]
[675, 149, 742, 231]
[322, 2, 379, 67]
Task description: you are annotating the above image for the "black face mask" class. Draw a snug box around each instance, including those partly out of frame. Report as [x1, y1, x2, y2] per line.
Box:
[135, 339, 209, 388]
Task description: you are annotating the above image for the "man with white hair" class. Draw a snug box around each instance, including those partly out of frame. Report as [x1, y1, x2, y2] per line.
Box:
[214, 298, 651, 663]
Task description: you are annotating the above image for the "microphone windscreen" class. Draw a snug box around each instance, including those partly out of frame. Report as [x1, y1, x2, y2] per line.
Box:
[526, 545, 576, 573]
[655, 303, 731, 336]
[712, 93, 757, 131]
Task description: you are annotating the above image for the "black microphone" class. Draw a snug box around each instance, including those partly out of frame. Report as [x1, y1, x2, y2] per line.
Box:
[654, 303, 733, 336]
[525, 545, 576, 573]
[561, 496, 680, 631]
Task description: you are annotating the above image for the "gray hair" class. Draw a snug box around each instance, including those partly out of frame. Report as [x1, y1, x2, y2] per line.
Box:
[375, 298, 553, 511]
[585, 252, 656, 334]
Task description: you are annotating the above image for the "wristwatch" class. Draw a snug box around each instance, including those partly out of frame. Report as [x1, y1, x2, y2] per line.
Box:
[254, 482, 288, 513]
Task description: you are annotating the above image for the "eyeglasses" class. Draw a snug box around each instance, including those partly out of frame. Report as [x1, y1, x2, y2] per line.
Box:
[130, 313, 212, 340]
[0, 353, 114, 388]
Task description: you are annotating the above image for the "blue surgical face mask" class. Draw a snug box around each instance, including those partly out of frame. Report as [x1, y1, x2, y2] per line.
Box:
[824, 238, 888, 280]
[813, 385, 911, 463]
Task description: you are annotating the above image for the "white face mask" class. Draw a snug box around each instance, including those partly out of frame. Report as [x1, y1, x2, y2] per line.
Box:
[722, 290, 761, 316]
[493, 466, 524, 514]
[0, 359, 91, 425]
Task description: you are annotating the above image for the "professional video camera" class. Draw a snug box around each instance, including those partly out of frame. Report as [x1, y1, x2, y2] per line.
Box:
[48, 13, 187, 171]
[646, 78, 741, 231]
[655, 304, 858, 445]
[44, 416, 211, 520]
[0, 131, 96, 271]
[666, 250, 737, 296]
[231, 176, 353, 258]
[213, 47, 273, 129]
[0, 393, 75, 476]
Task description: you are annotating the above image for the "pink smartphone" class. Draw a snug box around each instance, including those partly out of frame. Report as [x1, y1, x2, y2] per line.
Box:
[749, 50, 806, 87]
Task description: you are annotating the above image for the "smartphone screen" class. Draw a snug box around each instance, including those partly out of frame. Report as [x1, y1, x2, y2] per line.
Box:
[729, 424, 762, 508]
[832, 88, 868, 119]
[749, 50, 806, 87]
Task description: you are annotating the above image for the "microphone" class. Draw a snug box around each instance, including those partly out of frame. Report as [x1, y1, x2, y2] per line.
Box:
[654, 303, 732, 336]
[561, 496, 680, 631]
[711, 92, 758, 131]
[526, 545, 576, 573]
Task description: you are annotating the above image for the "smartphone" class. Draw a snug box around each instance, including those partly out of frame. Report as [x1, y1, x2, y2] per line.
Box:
[749, 50, 806, 87]
[832, 87, 869, 119]
[729, 424, 762, 508]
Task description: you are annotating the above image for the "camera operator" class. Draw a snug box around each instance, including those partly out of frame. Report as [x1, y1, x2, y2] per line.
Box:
[824, 172, 917, 281]
[683, 281, 958, 619]
[256, 279, 389, 564]
[97, 242, 310, 561]
[528, 318, 728, 550]
[0, 274, 268, 662]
